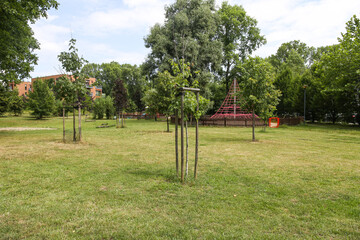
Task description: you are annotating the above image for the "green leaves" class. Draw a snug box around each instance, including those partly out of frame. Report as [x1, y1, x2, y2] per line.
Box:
[0, 0, 58, 87]
[28, 80, 56, 119]
[144, 0, 222, 85]
[57, 38, 89, 106]
[236, 56, 280, 119]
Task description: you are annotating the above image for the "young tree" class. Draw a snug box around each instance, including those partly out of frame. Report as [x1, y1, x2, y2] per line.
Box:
[28, 80, 55, 119]
[236, 57, 280, 141]
[8, 89, 25, 116]
[112, 79, 128, 128]
[58, 38, 88, 141]
[55, 76, 74, 142]
[0, 85, 10, 115]
[104, 96, 115, 119]
[93, 97, 105, 119]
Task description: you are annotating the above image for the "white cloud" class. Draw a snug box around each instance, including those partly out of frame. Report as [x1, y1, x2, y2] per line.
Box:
[220, 0, 360, 57]
[80, 42, 148, 65]
[30, 0, 360, 77]
[82, 0, 171, 35]
[32, 22, 70, 53]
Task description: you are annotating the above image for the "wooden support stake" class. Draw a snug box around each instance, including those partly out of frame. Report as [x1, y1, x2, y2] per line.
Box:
[181, 92, 185, 183]
[78, 104, 81, 142]
[175, 109, 179, 176]
[194, 92, 199, 179]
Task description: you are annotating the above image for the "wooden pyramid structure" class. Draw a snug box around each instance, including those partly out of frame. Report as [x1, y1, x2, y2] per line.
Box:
[211, 79, 253, 119]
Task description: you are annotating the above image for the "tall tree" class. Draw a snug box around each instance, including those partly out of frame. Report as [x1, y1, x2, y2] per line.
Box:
[58, 38, 88, 141]
[144, 0, 223, 90]
[217, 2, 266, 92]
[236, 57, 280, 141]
[28, 80, 55, 119]
[112, 79, 128, 128]
[0, 0, 58, 88]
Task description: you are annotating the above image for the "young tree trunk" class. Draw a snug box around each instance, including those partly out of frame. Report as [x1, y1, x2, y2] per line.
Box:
[121, 112, 124, 128]
[252, 109, 255, 142]
[118, 112, 120, 127]
[167, 116, 170, 132]
[78, 104, 82, 142]
[185, 120, 189, 177]
[175, 110, 179, 176]
[73, 107, 76, 142]
[63, 107, 65, 143]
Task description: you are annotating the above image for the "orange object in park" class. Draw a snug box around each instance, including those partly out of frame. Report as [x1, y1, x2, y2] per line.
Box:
[269, 117, 280, 128]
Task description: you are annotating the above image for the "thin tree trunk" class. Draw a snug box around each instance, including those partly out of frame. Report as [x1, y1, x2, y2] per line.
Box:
[118, 112, 120, 127]
[185, 120, 188, 177]
[167, 116, 170, 132]
[63, 107, 65, 143]
[175, 110, 179, 176]
[181, 93, 185, 183]
[194, 92, 199, 179]
[121, 112, 124, 128]
[73, 107, 76, 142]
[78, 104, 81, 142]
[252, 109, 255, 142]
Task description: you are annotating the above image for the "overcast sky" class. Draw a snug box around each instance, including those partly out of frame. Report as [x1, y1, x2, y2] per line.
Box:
[30, 0, 360, 79]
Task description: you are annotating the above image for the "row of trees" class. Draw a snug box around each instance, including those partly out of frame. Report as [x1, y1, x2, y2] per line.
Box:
[141, 0, 360, 126]
[2, 0, 359, 128]
[267, 15, 359, 124]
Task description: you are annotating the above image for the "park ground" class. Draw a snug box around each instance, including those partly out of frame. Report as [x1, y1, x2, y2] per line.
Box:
[0, 114, 359, 239]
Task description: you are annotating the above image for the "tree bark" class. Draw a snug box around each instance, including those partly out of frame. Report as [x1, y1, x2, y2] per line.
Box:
[78, 104, 81, 142]
[252, 109, 255, 142]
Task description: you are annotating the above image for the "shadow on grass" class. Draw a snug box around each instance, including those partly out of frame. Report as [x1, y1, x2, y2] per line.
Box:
[134, 130, 173, 134]
[125, 167, 180, 183]
[23, 116, 53, 121]
[205, 136, 253, 143]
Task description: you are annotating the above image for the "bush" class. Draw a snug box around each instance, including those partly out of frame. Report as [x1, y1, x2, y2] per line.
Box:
[93, 98, 105, 119]
[28, 80, 55, 119]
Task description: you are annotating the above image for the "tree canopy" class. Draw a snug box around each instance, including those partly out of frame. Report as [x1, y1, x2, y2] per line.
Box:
[0, 0, 58, 86]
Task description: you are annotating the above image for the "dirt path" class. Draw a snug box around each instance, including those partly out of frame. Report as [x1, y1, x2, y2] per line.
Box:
[0, 127, 57, 131]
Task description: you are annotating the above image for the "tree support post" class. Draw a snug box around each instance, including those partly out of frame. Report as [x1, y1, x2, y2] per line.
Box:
[194, 91, 199, 179]
[63, 107, 66, 143]
[78, 103, 81, 142]
[73, 107, 76, 142]
[180, 92, 185, 183]
[177, 87, 200, 182]
[175, 109, 179, 176]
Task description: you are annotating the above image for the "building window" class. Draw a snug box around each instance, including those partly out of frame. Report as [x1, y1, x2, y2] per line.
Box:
[96, 91, 101, 96]
[25, 84, 27, 90]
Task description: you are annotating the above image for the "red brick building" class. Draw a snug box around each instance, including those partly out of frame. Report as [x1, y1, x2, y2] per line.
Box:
[9, 82, 32, 97]
[31, 74, 102, 99]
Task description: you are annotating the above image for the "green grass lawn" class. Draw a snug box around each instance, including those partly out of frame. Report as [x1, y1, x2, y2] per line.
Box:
[0, 114, 359, 239]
